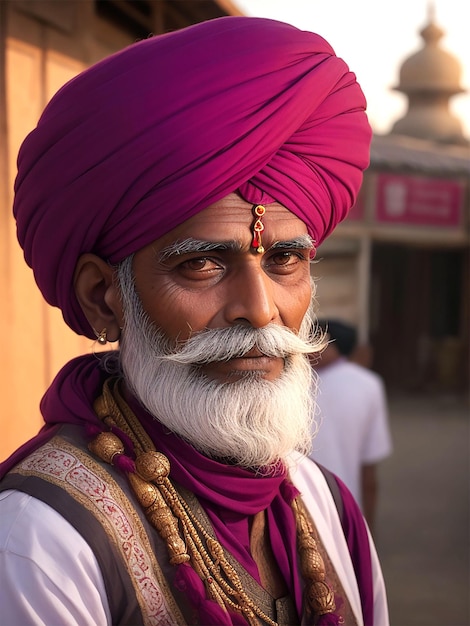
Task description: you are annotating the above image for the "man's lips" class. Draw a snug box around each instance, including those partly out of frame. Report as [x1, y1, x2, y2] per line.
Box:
[228, 355, 279, 368]
[200, 350, 284, 381]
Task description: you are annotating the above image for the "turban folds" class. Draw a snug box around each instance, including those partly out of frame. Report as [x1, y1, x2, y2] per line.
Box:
[13, 16, 372, 337]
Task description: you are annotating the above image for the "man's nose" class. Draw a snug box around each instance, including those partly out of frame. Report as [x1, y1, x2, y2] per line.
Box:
[223, 264, 279, 328]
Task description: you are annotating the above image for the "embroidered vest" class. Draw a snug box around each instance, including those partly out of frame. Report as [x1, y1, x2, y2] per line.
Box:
[0, 424, 356, 625]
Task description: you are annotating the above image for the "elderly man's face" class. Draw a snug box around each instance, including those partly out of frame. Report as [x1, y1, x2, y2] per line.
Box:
[131, 193, 313, 382]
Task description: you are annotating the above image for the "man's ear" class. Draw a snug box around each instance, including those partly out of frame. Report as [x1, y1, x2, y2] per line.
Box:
[73, 253, 124, 342]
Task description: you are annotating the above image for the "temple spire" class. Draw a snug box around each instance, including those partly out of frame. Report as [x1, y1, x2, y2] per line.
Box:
[389, 6, 468, 145]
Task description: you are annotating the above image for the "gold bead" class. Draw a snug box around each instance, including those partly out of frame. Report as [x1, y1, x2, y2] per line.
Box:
[306, 580, 335, 615]
[128, 472, 158, 509]
[93, 395, 109, 419]
[88, 431, 124, 465]
[135, 451, 170, 483]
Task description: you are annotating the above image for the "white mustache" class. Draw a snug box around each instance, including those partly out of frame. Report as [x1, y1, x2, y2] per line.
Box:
[160, 323, 315, 365]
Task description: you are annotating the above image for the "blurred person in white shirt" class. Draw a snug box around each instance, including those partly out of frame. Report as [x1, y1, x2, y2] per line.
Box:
[310, 319, 393, 532]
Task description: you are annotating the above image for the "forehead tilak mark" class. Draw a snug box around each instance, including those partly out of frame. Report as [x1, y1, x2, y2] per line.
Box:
[251, 204, 266, 254]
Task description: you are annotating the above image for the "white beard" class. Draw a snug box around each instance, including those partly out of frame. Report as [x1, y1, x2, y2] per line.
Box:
[116, 258, 321, 471]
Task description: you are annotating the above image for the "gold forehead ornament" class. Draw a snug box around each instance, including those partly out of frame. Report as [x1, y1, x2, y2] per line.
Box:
[251, 204, 266, 254]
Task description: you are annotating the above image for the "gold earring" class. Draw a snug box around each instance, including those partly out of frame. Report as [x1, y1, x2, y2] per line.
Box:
[96, 328, 108, 345]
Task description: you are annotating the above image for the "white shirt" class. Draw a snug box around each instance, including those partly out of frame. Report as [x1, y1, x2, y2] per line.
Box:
[0, 489, 111, 626]
[310, 358, 393, 507]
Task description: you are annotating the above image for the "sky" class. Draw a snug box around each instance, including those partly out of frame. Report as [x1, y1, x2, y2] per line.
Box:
[233, 0, 470, 139]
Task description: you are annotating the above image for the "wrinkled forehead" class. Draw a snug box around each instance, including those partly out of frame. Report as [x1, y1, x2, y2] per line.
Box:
[137, 194, 312, 258]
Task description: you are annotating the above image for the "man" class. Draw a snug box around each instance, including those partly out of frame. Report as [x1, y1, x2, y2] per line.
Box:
[310, 320, 393, 532]
[0, 16, 388, 626]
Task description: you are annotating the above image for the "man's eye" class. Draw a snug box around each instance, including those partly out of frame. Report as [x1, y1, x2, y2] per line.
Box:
[183, 258, 210, 271]
[179, 257, 222, 274]
[270, 251, 302, 266]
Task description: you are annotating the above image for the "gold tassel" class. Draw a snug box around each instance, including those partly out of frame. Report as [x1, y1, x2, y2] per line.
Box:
[293, 497, 336, 616]
[128, 471, 190, 565]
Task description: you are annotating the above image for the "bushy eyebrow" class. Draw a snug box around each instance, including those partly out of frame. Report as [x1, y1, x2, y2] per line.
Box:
[158, 238, 242, 262]
[158, 233, 315, 262]
[268, 234, 315, 251]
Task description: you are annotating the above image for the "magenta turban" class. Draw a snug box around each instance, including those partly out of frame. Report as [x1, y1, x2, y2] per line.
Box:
[13, 16, 371, 338]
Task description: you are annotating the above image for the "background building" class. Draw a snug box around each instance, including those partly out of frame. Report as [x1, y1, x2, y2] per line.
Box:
[0, 1, 468, 461]
[314, 8, 469, 396]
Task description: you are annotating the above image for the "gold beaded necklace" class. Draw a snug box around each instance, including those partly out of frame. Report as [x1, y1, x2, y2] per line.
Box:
[88, 378, 336, 625]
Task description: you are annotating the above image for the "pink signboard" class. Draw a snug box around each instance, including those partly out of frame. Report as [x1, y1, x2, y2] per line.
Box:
[376, 173, 464, 227]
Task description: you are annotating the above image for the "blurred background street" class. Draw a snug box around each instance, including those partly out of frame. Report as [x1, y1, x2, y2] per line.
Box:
[375, 393, 469, 626]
